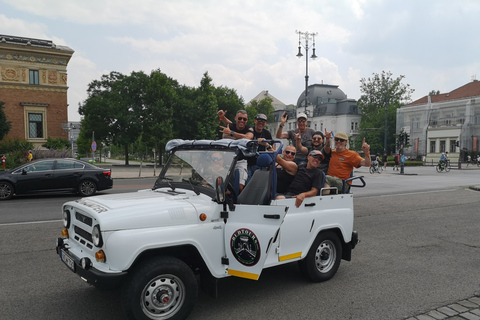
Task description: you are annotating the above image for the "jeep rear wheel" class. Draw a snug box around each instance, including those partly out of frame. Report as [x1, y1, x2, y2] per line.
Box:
[298, 230, 342, 282]
[122, 256, 197, 320]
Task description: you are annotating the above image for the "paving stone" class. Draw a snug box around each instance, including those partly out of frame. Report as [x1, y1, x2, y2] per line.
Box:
[459, 312, 480, 320]
[469, 298, 480, 306]
[471, 309, 480, 316]
[438, 307, 459, 317]
[428, 310, 448, 319]
[405, 317, 417, 320]
[449, 304, 470, 313]
[459, 300, 480, 308]
[417, 315, 436, 320]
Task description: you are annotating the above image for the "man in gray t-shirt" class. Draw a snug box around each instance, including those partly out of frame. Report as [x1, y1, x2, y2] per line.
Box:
[276, 111, 315, 166]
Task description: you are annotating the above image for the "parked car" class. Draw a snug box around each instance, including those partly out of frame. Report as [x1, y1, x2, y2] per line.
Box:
[0, 158, 112, 200]
[56, 139, 360, 320]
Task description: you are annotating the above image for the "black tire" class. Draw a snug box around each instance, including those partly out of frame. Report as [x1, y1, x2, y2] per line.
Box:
[122, 256, 197, 320]
[435, 164, 442, 173]
[0, 181, 14, 200]
[78, 180, 97, 196]
[298, 230, 342, 282]
[445, 165, 450, 172]
[369, 167, 375, 174]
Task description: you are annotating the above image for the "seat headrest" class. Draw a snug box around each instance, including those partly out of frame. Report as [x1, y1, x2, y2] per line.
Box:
[256, 153, 273, 168]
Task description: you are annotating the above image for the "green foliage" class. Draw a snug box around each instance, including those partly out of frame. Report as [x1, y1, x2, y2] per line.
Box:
[42, 137, 71, 150]
[0, 137, 34, 168]
[246, 97, 275, 126]
[0, 101, 12, 141]
[353, 71, 414, 153]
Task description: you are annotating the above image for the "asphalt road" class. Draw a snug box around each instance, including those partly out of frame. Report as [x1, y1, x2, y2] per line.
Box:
[0, 167, 479, 320]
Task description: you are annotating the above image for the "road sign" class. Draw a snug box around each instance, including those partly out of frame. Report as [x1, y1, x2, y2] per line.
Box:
[91, 141, 97, 152]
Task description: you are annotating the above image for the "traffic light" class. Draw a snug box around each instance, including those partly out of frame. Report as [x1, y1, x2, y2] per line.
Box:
[405, 133, 410, 146]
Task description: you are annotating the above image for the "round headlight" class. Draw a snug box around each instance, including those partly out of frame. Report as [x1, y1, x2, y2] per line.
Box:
[92, 225, 103, 247]
[63, 209, 71, 228]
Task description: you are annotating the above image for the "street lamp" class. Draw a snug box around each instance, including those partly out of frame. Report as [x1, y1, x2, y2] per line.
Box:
[296, 30, 318, 113]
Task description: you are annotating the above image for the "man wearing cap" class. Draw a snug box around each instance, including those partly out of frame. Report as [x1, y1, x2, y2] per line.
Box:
[296, 130, 330, 173]
[218, 109, 254, 191]
[322, 130, 371, 193]
[276, 111, 315, 166]
[276, 149, 324, 208]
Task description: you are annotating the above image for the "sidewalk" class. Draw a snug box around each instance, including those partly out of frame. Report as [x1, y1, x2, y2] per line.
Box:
[95, 159, 161, 179]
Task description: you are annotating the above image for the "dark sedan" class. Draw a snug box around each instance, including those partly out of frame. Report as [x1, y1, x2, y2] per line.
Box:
[0, 158, 113, 200]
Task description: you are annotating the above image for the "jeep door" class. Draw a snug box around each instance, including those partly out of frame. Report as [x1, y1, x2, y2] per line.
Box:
[224, 204, 287, 280]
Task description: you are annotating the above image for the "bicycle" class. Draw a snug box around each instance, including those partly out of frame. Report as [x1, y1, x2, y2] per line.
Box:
[435, 160, 450, 173]
[369, 163, 383, 174]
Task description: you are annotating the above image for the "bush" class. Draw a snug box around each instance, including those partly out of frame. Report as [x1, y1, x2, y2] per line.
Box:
[0, 137, 34, 169]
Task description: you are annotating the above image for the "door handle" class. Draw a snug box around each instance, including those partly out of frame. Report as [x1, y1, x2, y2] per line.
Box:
[264, 214, 280, 219]
[304, 203, 316, 207]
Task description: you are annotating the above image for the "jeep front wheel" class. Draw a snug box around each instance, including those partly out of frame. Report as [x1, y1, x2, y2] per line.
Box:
[122, 256, 197, 320]
[298, 230, 342, 282]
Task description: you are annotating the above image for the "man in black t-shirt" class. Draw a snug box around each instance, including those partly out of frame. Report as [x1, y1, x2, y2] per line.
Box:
[276, 150, 324, 207]
[246, 113, 274, 184]
[218, 110, 254, 191]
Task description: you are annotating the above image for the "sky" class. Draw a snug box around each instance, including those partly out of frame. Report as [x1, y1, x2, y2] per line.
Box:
[1, 0, 480, 122]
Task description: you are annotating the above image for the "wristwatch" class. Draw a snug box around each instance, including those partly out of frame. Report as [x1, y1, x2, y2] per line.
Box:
[230, 131, 235, 137]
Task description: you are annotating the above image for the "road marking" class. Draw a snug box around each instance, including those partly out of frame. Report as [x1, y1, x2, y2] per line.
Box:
[376, 189, 459, 197]
[0, 220, 61, 227]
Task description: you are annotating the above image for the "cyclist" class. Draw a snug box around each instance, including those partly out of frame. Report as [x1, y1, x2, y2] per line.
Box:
[439, 152, 448, 168]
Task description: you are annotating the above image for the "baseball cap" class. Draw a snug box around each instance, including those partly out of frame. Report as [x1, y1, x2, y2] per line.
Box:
[255, 113, 267, 121]
[297, 112, 307, 120]
[308, 150, 324, 159]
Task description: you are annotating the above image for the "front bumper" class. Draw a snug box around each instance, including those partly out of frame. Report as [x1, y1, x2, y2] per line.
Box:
[56, 238, 127, 290]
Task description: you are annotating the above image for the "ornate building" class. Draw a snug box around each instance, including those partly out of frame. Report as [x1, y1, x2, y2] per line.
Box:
[397, 80, 480, 163]
[0, 34, 74, 148]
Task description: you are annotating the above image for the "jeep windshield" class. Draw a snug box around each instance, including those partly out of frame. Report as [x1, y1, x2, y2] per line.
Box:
[155, 149, 236, 191]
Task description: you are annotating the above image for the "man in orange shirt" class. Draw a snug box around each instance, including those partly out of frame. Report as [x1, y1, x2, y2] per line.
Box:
[322, 131, 371, 193]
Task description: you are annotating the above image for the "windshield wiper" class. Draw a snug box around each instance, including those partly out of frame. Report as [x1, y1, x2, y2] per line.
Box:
[183, 178, 201, 195]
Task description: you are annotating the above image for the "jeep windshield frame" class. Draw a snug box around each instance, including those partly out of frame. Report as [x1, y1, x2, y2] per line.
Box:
[153, 139, 258, 198]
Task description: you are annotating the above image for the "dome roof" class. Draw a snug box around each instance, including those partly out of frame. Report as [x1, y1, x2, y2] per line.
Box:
[296, 84, 347, 108]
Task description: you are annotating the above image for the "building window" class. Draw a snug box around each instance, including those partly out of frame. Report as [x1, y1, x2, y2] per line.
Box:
[28, 113, 44, 138]
[440, 140, 446, 153]
[450, 140, 457, 153]
[29, 70, 39, 85]
[430, 141, 436, 153]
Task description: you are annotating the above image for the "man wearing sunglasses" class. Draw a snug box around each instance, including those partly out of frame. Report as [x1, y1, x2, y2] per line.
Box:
[296, 130, 330, 173]
[276, 111, 315, 166]
[276, 150, 324, 208]
[218, 109, 254, 191]
[322, 131, 371, 193]
[275, 145, 298, 194]
[245, 113, 274, 184]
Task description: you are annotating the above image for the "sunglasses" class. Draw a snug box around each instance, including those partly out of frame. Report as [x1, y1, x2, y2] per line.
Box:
[285, 150, 296, 156]
[237, 117, 248, 121]
[312, 137, 323, 141]
[297, 119, 307, 123]
[310, 154, 324, 160]
[255, 119, 266, 123]
[211, 157, 223, 161]
[334, 138, 346, 142]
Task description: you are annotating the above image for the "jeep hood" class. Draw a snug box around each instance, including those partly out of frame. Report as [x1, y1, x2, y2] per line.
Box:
[72, 189, 209, 231]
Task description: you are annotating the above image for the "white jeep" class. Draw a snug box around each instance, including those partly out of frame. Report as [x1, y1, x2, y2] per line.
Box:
[56, 139, 361, 320]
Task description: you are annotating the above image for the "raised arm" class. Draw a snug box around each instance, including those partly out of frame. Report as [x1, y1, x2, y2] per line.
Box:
[323, 128, 332, 154]
[276, 154, 298, 175]
[295, 133, 309, 155]
[359, 137, 371, 167]
[276, 112, 289, 139]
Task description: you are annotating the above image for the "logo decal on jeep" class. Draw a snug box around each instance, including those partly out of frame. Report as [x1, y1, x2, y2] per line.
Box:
[231, 228, 260, 266]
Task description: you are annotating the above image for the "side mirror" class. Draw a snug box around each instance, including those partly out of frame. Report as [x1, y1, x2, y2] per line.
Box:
[22, 168, 28, 175]
[215, 176, 225, 203]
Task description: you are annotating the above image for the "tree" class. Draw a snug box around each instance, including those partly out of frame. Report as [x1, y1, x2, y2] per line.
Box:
[0, 101, 12, 140]
[246, 97, 275, 126]
[429, 90, 440, 96]
[354, 71, 414, 154]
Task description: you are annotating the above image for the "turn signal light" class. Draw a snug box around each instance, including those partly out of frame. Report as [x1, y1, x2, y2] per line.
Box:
[199, 213, 207, 221]
[61, 228, 69, 238]
[95, 250, 106, 263]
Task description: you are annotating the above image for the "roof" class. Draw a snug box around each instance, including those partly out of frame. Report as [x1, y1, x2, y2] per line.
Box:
[248, 90, 286, 111]
[408, 80, 480, 106]
[0, 34, 74, 53]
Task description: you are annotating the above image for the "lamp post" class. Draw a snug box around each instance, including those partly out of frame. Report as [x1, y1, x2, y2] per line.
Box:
[296, 30, 318, 113]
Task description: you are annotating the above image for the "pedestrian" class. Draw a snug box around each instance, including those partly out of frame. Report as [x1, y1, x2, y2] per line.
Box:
[322, 130, 371, 194]
[382, 152, 388, 169]
[276, 111, 315, 166]
[466, 154, 471, 167]
[28, 150, 33, 162]
[394, 153, 400, 171]
[218, 109, 254, 192]
[477, 154, 480, 167]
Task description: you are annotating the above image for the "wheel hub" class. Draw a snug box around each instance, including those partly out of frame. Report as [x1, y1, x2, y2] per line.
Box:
[315, 240, 336, 273]
[141, 275, 185, 317]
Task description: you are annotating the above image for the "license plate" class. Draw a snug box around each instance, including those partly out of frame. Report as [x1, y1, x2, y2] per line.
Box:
[61, 249, 75, 272]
